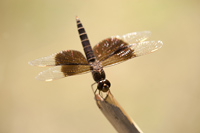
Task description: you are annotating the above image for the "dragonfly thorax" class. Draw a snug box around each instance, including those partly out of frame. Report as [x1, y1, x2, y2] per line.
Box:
[90, 61, 104, 82]
[91, 67, 105, 83]
[90, 61, 111, 92]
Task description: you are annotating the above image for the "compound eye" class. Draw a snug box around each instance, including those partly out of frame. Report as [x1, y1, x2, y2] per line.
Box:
[97, 80, 111, 92]
[104, 80, 111, 88]
[97, 81, 104, 91]
[102, 80, 111, 92]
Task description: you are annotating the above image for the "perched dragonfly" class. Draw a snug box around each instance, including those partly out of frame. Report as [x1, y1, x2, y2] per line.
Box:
[29, 17, 163, 93]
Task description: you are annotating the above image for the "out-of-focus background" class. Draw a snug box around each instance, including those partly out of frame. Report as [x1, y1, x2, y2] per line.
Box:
[0, 0, 200, 133]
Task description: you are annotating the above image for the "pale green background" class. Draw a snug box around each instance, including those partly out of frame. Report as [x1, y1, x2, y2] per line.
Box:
[0, 0, 200, 133]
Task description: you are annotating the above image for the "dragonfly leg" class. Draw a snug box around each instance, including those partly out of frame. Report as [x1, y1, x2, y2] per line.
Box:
[91, 82, 97, 94]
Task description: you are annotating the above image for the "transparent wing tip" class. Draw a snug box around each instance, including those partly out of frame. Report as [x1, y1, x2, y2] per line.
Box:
[151, 40, 163, 52]
[132, 40, 163, 57]
[28, 59, 47, 67]
[35, 67, 65, 82]
[35, 71, 53, 82]
[28, 60, 34, 66]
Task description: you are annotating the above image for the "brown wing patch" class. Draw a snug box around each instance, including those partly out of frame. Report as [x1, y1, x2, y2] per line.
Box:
[61, 65, 91, 76]
[55, 50, 88, 65]
[93, 37, 135, 67]
[55, 50, 90, 76]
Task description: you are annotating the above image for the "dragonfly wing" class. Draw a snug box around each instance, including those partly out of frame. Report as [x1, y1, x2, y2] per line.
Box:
[29, 50, 91, 81]
[93, 32, 162, 67]
[29, 50, 89, 67]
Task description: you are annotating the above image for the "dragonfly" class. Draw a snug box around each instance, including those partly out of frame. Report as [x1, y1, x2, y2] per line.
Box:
[29, 17, 163, 93]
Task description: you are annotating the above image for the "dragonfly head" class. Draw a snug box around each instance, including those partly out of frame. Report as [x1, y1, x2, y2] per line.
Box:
[97, 79, 111, 92]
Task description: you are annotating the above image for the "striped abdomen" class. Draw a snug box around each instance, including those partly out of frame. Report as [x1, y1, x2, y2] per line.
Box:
[76, 17, 96, 62]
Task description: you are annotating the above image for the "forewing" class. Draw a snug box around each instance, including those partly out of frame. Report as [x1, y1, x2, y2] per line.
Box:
[29, 50, 91, 81]
[29, 50, 89, 67]
[93, 31, 162, 67]
[36, 65, 91, 81]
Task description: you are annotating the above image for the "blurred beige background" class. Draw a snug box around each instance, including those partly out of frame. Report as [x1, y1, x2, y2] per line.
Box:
[0, 0, 200, 133]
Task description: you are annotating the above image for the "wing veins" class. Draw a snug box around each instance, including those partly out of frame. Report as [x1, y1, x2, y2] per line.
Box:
[56, 63, 89, 66]
[100, 45, 131, 62]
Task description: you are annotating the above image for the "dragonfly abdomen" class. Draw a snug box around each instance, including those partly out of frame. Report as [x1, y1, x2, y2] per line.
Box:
[76, 17, 96, 62]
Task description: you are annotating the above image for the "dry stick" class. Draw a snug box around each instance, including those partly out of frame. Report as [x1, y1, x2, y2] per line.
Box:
[95, 91, 143, 133]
